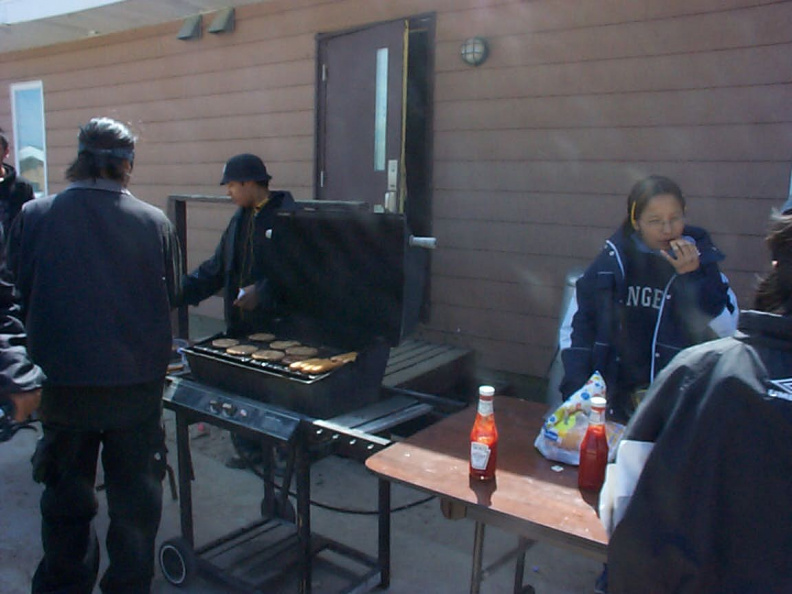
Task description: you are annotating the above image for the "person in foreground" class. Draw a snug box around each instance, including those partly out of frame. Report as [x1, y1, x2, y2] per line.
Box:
[7, 117, 183, 594]
[559, 175, 738, 422]
[599, 210, 792, 593]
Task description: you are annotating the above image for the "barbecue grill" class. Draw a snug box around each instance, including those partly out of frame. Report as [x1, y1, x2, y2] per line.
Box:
[159, 201, 446, 593]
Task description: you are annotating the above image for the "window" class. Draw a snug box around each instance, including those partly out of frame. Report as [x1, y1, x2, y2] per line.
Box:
[10, 80, 47, 197]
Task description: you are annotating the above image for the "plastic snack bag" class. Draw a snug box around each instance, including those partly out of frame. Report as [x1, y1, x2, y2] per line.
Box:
[534, 371, 625, 465]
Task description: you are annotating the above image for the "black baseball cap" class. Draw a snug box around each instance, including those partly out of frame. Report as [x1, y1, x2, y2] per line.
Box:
[220, 153, 272, 185]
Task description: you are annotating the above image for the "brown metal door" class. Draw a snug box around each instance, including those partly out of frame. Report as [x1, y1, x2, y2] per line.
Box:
[317, 20, 408, 211]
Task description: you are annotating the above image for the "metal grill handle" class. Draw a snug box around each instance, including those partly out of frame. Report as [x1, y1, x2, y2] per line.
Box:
[409, 235, 437, 250]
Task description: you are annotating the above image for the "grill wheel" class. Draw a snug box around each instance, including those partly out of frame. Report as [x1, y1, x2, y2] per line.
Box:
[159, 537, 196, 587]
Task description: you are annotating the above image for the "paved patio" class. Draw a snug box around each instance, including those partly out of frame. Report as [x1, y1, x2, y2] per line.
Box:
[1, 408, 601, 594]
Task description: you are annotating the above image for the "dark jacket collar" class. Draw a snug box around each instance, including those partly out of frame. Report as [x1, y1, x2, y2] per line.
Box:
[65, 179, 129, 194]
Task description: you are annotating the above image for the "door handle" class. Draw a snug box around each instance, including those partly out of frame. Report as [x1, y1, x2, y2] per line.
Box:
[387, 159, 398, 191]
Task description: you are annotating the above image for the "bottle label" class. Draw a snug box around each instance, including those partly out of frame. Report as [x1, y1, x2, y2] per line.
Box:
[477, 399, 494, 416]
[470, 442, 491, 470]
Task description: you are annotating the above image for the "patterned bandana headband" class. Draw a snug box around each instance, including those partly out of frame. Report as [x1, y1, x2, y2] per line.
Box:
[78, 143, 135, 162]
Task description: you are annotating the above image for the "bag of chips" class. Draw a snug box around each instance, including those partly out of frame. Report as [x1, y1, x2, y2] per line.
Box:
[534, 371, 625, 465]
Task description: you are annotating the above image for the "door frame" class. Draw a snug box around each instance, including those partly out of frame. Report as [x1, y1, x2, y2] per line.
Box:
[313, 13, 435, 235]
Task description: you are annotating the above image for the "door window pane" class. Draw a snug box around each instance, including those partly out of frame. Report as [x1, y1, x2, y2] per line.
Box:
[10, 81, 47, 197]
[374, 48, 389, 172]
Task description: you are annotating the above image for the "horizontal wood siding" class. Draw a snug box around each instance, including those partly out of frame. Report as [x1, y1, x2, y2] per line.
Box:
[427, 0, 792, 375]
[0, 0, 789, 380]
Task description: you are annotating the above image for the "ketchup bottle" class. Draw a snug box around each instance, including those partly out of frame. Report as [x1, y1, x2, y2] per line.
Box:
[578, 396, 609, 491]
[470, 385, 498, 481]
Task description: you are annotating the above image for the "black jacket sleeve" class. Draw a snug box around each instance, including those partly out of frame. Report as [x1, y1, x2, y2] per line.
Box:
[678, 226, 733, 318]
[162, 219, 184, 308]
[559, 251, 616, 398]
[0, 225, 45, 396]
[0, 276, 46, 395]
[179, 223, 231, 306]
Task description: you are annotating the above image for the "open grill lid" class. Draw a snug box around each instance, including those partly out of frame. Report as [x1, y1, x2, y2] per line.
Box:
[265, 208, 429, 349]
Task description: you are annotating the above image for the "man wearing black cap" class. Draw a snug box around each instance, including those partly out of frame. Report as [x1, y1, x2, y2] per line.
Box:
[181, 153, 297, 335]
[181, 154, 297, 469]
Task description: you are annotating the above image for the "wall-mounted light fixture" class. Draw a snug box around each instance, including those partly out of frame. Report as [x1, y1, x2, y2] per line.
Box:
[177, 14, 202, 40]
[460, 36, 489, 67]
[208, 8, 235, 35]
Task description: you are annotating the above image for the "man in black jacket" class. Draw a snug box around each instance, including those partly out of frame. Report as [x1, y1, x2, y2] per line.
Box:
[7, 117, 182, 594]
[601, 210, 792, 594]
[0, 127, 35, 238]
[180, 153, 297, 335]
[180, 153, 297, 468]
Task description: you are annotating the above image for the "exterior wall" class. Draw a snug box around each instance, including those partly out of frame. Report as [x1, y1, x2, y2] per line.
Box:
[0, 0, 789, 378]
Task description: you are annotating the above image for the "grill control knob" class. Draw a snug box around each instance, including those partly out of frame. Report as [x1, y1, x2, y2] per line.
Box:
[221, 402, 237, 417]
[208, 399, 221, 414]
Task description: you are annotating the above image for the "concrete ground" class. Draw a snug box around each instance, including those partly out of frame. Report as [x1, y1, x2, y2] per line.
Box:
[1, 410, 601, 594]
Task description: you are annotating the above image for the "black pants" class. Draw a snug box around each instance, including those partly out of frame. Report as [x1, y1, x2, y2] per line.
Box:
[31, 384, 167, 594]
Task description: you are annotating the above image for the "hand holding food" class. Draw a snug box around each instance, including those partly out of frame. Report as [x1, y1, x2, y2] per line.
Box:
[661, 238, 700, 274]
[233, 284, 260, 311]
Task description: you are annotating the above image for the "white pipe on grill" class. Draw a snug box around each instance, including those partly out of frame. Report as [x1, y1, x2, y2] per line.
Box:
[409, 236, 437, 250]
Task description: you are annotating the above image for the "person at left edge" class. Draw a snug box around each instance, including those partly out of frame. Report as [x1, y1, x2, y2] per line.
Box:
[0, 225, 44, 428]
[0, 126, 35, 238]
[178, 153, 297, 336]
[7, 117, 183, 594]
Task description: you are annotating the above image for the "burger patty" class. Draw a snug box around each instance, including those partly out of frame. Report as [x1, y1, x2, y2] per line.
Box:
[251, 349, 286, 362]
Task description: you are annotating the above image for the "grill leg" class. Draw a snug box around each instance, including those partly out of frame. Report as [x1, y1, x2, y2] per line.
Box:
[175, 413, 194, 547]
[278, 443, 297, 518]
[378, 478, 391, 587]
[296, 435, 311, 594]
[260, 443, 276, 517]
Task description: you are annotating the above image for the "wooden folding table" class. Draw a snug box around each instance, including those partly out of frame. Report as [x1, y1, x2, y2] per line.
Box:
[366, 397, 607, 593]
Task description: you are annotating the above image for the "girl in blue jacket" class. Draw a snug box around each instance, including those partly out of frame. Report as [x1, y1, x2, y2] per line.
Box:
[559, 175, 738, 422]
